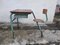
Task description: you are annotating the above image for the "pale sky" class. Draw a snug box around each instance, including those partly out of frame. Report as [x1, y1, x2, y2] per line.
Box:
[57, 0, 60, 4]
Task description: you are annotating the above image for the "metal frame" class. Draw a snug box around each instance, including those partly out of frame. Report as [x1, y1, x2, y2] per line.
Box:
[10, 14, 16, 39]
[10, 12, 33, 39]
[32, 12, 48, 38]
[10, 10, 48, 39]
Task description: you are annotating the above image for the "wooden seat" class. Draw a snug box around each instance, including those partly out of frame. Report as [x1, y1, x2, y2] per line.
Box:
[33, 19, 44, 23]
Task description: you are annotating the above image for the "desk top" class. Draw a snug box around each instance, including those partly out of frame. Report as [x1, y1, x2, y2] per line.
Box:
[10, 9, 33, 14]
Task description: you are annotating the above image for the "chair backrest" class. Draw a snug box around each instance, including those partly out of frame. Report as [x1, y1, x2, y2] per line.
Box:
[32, 9, 48, 21]
[43, 9, 48, 21]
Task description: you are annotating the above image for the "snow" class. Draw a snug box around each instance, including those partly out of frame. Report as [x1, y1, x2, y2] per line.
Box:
[1, 30, 60, 45]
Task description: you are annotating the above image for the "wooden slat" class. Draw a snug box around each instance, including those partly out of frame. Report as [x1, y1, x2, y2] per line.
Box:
[33, 19, 44, 23]
[10, 9, 32, 14]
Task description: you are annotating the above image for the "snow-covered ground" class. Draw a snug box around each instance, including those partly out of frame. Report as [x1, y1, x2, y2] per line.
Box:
[0, 29, 60, 45]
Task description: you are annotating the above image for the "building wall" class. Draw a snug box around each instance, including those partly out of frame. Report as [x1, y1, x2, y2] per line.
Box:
[0, 0, 57, 23]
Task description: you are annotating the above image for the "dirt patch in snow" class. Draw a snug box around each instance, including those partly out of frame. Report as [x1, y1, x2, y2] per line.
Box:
[0, 30, 60, 45]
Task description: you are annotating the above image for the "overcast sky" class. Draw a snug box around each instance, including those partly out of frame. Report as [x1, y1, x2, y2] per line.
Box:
[57, 0, 60, 4]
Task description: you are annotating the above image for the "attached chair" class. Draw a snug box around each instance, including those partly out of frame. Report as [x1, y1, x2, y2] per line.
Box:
[32, 9, 48, 38]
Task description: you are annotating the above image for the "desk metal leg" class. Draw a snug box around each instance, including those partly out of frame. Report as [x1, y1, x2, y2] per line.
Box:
[17, 18, 19, 29]
[36, 22, 43, 38]
[10, 14, 15, 39]
[46, 14, 48, 21]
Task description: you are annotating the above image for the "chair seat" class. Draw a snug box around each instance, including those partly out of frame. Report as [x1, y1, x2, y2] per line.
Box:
[33, 19, 44, 23]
